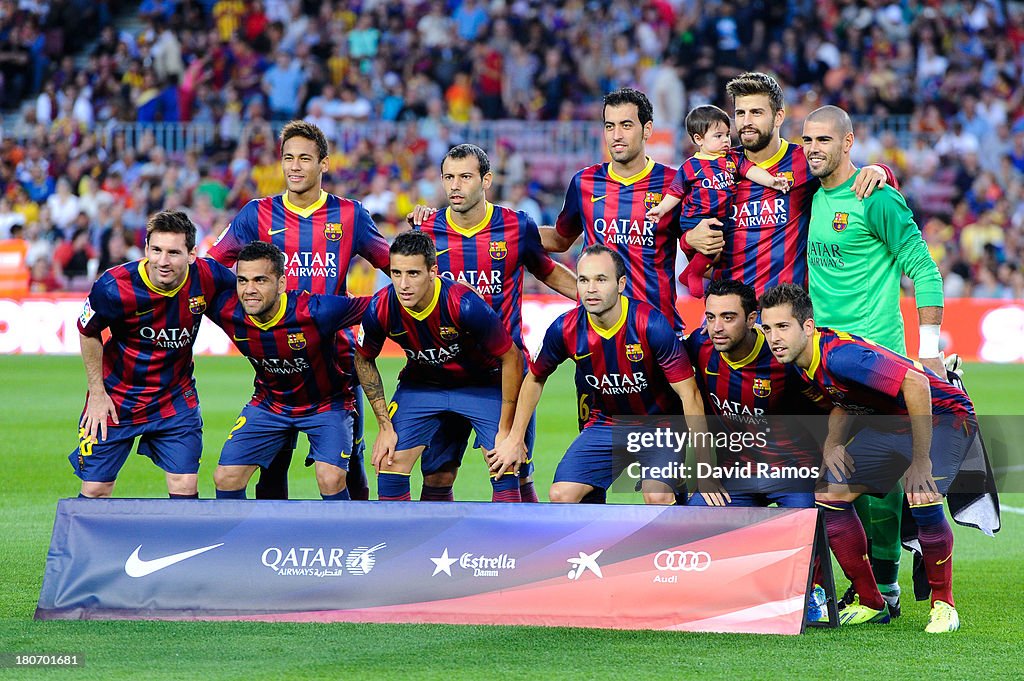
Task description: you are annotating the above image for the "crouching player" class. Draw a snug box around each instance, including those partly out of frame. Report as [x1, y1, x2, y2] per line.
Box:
[760, 284, 975, 632]
[73, 210, 236, 498]
[354, 231, 526, 501]
[207, 242, 370, 500]
[493, 245, 706, 504]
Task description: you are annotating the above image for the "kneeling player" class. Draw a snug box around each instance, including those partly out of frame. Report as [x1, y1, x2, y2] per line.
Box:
[761, 284, 975, 633]
[493, 245, 706, 504]
[355, 231, 527, 501]
[207, 242, 369, 500]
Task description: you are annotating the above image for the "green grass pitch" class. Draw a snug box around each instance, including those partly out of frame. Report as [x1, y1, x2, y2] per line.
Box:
[0, 356, 1021, 679]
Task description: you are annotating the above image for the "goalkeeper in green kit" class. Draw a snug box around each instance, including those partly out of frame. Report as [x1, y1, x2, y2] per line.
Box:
[801, 105, 945, 617]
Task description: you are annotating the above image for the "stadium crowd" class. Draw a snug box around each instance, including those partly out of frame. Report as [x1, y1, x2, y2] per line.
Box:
[1, 0, 1023, 298]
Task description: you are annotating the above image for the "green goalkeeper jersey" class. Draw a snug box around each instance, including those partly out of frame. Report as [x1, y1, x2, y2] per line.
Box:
[807, 170, 943, 354]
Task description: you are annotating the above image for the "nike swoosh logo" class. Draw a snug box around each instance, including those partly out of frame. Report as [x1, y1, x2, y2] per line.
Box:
[590, 194, 607, 203]
[267, 227, 287, 236]
[124, 543, 224, 578]
[232, 335, 248, 342]
[572, 353, 592, 361]
[436, 249, 451, 256]
[936, 552, 953, 565]
[135, 309, 154, 317]
[389, 330, 408, 337]
[693, 167, 703, 177]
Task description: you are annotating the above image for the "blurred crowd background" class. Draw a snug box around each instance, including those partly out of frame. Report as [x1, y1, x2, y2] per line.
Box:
[1, 0, 1022, 299]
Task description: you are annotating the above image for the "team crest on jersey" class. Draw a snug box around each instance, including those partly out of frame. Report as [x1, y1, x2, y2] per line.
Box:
[288, 332, 307, 350]
[824, 385, 844, 398]
[488, 240, 508, 260]
[725, 159, 737, 173]
[780, 171, 794, 187]
[625, 343, 644, 362]
[832, 212, 849, 232]
[440, 326, 459, 340]
[752, 377, 772, 398]
[324, 222, 344, 241]
[188, 295, 207, 315]
[644, 192, 663, 211]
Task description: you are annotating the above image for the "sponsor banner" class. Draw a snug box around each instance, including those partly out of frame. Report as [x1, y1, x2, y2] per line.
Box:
[1, 295, 1020, 360]
[37, 499, 818, 635]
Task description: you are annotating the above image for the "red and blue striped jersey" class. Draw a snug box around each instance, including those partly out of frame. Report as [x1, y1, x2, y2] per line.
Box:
[554, 159, 683, 330]
[683, 325, 826, 465]
[795, 328, 974, 419]
[356, 277, 514, 387]
[416, 202, 556, 348]
[716, 141, 816, 296]
[207, 291, 370, 416]
[530, 297, 694, 427]
[209, 190, 390, 294]
[77, 257, 237, 425]
[668, 150, 756, 229]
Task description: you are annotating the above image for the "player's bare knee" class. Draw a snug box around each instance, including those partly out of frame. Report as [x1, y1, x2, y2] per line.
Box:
[424, 470, 456, 487]
[549, 483, 584, 503]
[166, 473, 197, 496]
[214, 466, 246, 490]
[315, 464, 346, 494]
[642, 492, 676, 505]
[815, 491, 858, 504]
[81, 481, 114, 498]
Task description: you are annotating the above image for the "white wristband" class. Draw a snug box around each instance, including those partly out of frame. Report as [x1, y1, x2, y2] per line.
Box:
[918, 324, 941, 358]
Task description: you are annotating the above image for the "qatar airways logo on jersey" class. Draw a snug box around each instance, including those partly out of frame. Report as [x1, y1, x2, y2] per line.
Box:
[808, 241, 845, 269]
[441, 270, 503, 295]
[700, 170, 737, 192]
[405, 344, 461, 365]
[139, 325, 197, 349]
[585, 371, 647, 395]
[250, 356, 311, 374]
[286, 251, 338, 279]
[731, 197, 788, 228]
[592, 218, 655, 247]
[709, 392, 767, 425]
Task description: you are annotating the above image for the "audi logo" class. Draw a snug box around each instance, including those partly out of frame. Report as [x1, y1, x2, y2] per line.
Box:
[653, 550, 712, 571]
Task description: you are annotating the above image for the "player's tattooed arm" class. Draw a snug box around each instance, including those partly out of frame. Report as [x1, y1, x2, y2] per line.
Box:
[79, 333, 118, 442]
[354, 353, 397, 470]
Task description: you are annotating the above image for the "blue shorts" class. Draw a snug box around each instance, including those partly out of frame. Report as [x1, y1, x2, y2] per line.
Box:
[69, 406, 203, 483]
[305, 385, 365, 467]
[825, 418, 974, 496]
[687, 491, 815, 508]
[389, 382, 511, 472]
[420, 412, 537, 479]
[220, 404, 354, 470]
[553, 423, 681, 491]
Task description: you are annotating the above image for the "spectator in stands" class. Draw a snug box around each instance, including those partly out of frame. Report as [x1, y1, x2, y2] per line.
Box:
[46, 177, 81, 234]
[52, 227, 97, 288]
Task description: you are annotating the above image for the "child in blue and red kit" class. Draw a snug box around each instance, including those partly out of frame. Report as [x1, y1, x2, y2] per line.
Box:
[646, 105, 790, 297]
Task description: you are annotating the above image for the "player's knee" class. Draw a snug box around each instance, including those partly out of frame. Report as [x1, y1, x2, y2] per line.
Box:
[315, 466, 347, 494]
[166, 473, 198, 496]
[424, 470, 457, 487]
[548, 483, 584, 504]
[214, 466, 244, 490]
[815, 491, 858, 505]
[80, 481, 114, 498]
[642, 492, 676, 505]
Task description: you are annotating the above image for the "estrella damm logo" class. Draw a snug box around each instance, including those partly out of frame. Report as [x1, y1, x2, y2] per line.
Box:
[832, 212, 849, 232]
[324, 222, 344, 241]
[440, 326, 459, 340]
[752, 377, 772, 398]
[287, 332, 306, 350]
[625, 343, 644, 362]
[488, 240, 508, 260]
[189, 295, 207, 315]
[644, 192, 663, 211]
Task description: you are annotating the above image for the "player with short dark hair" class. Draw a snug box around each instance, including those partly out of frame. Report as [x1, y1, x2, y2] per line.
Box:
[683, 278, 825, 507]
[760, 283, 974, 633]
[72, 210, 236, 498]
[209, 120, 389, 502]
[492, 245, 706, 504]
[543, 87, 686, 332]
[207, 241, 370, 499]
[407, 144, 577, 502]
[355, 231, 527, 502]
